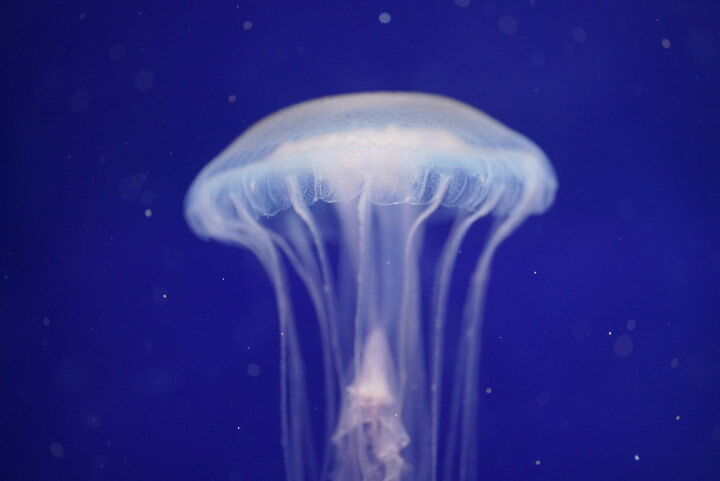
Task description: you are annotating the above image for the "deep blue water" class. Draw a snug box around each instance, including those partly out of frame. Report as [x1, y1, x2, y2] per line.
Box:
[2, 1, 719, 480]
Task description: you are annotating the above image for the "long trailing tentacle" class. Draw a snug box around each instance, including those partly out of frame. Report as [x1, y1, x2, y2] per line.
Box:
[397, 175, 450, 398]
[287, 178, 344, 480]
[434, 185, 505, 481]
[457, 188, 539, 481]
[230, 193, 317, 481]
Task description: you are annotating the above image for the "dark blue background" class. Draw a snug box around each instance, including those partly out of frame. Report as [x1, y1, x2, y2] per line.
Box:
[2, 1, 719, 480]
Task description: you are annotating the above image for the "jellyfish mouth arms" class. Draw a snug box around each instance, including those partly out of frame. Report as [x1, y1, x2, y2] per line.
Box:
[332, 329, 410, 481]
[344, 328, 399, 407]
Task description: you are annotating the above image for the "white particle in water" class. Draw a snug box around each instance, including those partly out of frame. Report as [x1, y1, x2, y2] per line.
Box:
[152, 287, 168, 305]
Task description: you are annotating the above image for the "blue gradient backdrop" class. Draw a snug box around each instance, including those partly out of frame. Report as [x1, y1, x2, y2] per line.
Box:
[2, 1, 719, 480]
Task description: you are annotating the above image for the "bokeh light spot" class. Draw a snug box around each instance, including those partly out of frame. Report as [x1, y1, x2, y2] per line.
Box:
[69, 89, 90, 112]
[572, 27, 587, 42]
[49, 442, 64, 459]
[497, 16, 517, 35]
[613, 334, 634, 357]
[108, 44, 126, 61]
[134, 70, 155, 92]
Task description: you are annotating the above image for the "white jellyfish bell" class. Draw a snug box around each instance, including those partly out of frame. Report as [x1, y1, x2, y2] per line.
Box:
[185, 92, 557, 481]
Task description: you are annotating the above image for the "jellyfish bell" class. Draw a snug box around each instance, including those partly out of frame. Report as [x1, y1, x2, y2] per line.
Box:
[185, 92, 557, 481]
[186, 92, 554, 237]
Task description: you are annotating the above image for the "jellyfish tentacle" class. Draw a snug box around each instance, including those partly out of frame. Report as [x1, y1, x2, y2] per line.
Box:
[231, 193, 317, 481]
[457, 191, 538, 481]
[455, 229, 501, 481]
[434, 186, 505, 481]
[266, 225, 337, 473]
[287, 180, 344, 481]
[397, 175, 449, 399]
[288, 180, 343, 387]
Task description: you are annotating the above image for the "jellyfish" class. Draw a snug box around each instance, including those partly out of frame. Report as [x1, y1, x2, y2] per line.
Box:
[185, 92, 557, 481]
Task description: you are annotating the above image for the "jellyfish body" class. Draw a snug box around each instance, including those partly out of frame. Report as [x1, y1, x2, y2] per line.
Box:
[185, 92, 557, 481]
